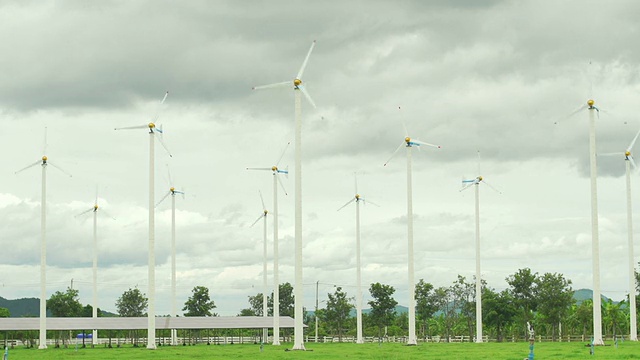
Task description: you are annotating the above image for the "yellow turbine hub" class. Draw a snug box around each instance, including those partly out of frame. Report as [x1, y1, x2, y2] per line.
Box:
[264, 210, 268, 215]
[587, 99, 595, 107]
[405, 137, 411, 143]
[626, 151, 632, 157]
[293, 79, 302, 86]
[42, 156, 48, 161]
[148, 122, 156, 129]
[355, 194, 360, 199]
[272, 166, 278, 172]
[170, 187, 175, 192]
[478, 176, 483, 181]
[94, 204, 99, 210]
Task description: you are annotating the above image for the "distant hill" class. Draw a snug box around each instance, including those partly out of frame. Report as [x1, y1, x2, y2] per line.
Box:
[0, 296, 41, 317]
[573, 289, 612, 305]
[0, 296, 116, 317]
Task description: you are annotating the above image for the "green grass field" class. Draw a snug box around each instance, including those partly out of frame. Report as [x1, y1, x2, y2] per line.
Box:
[4, 341, 640, 359]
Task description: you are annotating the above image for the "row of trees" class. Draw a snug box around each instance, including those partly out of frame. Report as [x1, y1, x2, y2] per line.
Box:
[242, 267, 640, 342]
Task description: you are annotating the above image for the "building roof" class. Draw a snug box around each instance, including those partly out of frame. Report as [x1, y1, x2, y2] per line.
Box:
[0, 316, 299, 331]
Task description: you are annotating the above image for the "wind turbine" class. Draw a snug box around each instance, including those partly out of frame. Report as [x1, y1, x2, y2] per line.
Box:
[247, 142, 289, 346]
[115, 91, 171, 350]
[337, 173, 377, 344]
[155, 167, 184, 346]
[250, 191, 270, 345]
[253, 41, 317, 350]
[383, 109, 440, 346]
[15, 127, 72, 349]
[76, 188, 114, 346]
[460, 151, 500, 343]
[557, 96, 605, 345]
[600, 129, 640, 341]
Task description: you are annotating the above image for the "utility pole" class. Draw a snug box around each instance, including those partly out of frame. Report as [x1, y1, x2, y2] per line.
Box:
[315, 280, 319, 342]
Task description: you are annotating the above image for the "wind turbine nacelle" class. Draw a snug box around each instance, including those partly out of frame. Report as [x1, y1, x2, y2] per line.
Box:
[293, 79, 302, 86]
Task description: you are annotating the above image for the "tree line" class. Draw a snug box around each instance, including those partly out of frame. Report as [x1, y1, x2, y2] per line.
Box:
[242, 267, 640, 342]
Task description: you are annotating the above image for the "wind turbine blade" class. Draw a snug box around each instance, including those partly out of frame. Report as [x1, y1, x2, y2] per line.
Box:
[100, 208, 117, 221]
[95, 185, 99, 206]
[75, 207, 94, 217]
[482, 180, 502, 194]
[15, 160, 42, 174]
[363, 198, 380, 207]
[627, 128, 640, 153]
[275, 142, 291, 167]
[114, 124, 149, 131]
[283, 165, 289, 178]
[337, 197, 356, 212]
[354, 172, 359, 194]
[166, 164, 174, 187]
[252, 81, 290, 91]
[476, 150, 482, 176]
[43, 127, 48, 155]
[48, 162, 72, 177]
[155, 191, 171, 208]
[150, 91, 169, 124]
[297, 40, 316, 80]
[383, 142, 405, 166]
[276, 173, 288, 196]
[630, 156, 637, 170]
[459, 181, 475, 192]
[411, 139, 441, 149]
[556, 104, 587, 124]
[398, 107, 409, 137]
[250, 214, 263, 228]
[598, 152, 624, 157]
[246, 167, 272, 171]
[298, 85, 316, 108]
[259, 190, 266, 211]
[154, 132, 173, 157]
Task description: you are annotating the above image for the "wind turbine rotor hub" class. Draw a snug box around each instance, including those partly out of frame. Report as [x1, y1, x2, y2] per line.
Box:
[355, 194, 360, 199]
[272, 166, 278, 172]
[405, 137, 411, 144]
[264, 210, 268, 215]
[587, 99, 595, 107]
[170, 187, 175, 193]
[625, 151, 631, 157]
[94, 205, 99, 210]
[148, 122, 156, 129]
[293, 79, 302, 86]
[478, 176, 483, 181]
[42, 156, 48, 161]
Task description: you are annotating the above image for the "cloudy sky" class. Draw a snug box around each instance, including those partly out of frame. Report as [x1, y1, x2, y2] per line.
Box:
[1, 0, 640, 317]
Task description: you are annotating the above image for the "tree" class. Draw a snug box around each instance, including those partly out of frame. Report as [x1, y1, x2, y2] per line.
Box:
[267, 282, 295, 317]
[323, 287, 354, 341]
[433, 286, 456, 341]
[0, 307, 10, 318]
[506, 268, 539, 336]
[47, 287, 83, 317]
[451, 275, 476, 339]
[415, 279, 438, 339]
[483, 288, 516, 342]
[368, 283, 397, 337]
[603, 298, 625, 338]
[183, 286, 217, 317]
[535, 272, 574, 340]
[116, 287, 148, 317]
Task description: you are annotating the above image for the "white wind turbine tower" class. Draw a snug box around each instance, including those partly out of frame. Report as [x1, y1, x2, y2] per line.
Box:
[460, 151, 501, 343]
[247, 142, 289, 346]
[384, 109, 440, 345]
[115, 91, 172, 350]
[250, 191, 270, 345]
[557, 96, 605, 345]
[155, 167, 184, 346]
[600, 128, 640, 341]
[15, 127, 72, 349]
[337, 173, 377, 344]
[76, 188, 115, 346]
[247, 143, 290, 345]
[253, 41, 317, 350]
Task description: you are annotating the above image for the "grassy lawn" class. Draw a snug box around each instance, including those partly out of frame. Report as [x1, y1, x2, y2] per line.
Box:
[4, 341, 640, 359]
